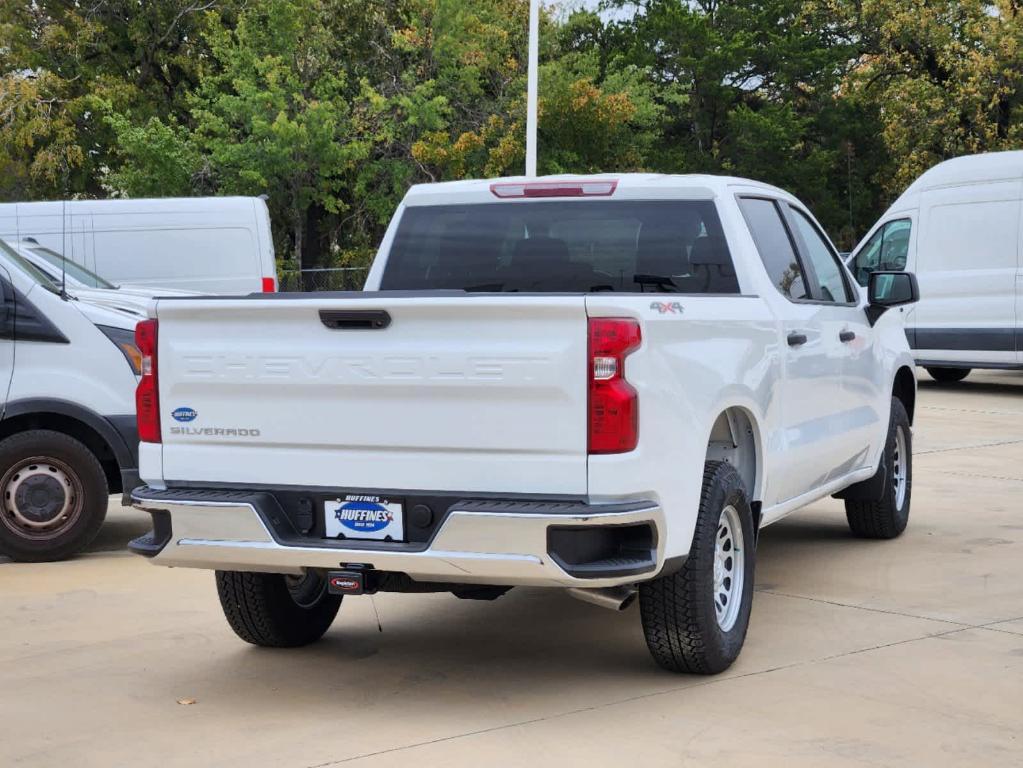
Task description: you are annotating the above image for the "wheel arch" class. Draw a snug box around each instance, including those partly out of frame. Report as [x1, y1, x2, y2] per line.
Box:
[704, 405, 763, 517]
[892, 366, 917, 424]
[0, 400, 137, 495]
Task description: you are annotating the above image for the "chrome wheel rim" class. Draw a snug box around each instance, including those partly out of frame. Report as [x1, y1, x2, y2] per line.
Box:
[893, 425, 908, 511]
[0, 456, 82, 541]
[714, 504, 745, 632]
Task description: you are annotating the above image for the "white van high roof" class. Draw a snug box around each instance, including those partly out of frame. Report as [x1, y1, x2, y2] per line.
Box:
[901, 151, 1023, 195]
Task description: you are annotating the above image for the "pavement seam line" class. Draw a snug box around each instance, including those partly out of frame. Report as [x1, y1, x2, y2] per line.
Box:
[971, 616, 1023, 637]
[921, 469, 1023, 484]
[303, 626, 971, 768]
[756, 589, 973, 627]
[920, 405, 1023, 417]
[916, 437, 1023, 456]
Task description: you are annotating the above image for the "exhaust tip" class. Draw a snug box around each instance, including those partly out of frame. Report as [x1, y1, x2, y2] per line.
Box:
[567, 586, 637, 611]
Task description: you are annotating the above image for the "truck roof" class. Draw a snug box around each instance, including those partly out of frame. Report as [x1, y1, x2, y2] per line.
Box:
[403, 173, 794, 206]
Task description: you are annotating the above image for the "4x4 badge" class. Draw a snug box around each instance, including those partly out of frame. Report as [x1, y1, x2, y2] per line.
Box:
[650, 301, 684, 314]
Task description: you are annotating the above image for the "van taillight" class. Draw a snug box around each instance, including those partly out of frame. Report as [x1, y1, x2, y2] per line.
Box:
[261, 277, 276, 293]
[588, 318, 641, 454]
[135, 319, 161, 443]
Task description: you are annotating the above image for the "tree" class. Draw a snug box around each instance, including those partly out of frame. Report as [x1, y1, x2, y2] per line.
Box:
[0, 1, 230, 199]
[835, 0, 1023, 195]
[187, 0, 372, 270]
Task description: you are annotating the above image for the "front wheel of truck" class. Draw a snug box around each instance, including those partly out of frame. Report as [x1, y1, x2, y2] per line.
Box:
[215, 571, 342, 648]
[844, 397, 912, 539]
[639, 461, 756, 674]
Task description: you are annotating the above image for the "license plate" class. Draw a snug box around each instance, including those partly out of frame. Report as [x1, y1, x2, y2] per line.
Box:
[324, 495, 404, 541]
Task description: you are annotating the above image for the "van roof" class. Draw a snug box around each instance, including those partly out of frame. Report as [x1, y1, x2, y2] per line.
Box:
[6, 196, 264, 216]
[403, 173, 795, 206]
[901, 151, 1023, 195]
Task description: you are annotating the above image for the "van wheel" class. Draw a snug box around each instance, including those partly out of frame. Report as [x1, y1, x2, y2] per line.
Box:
[0, 430, 108, 562]
[639, 461, 755, 674]
[926, 367, 970, 384]
[216, 571, 342, 647]
[845, 398, 912, 539]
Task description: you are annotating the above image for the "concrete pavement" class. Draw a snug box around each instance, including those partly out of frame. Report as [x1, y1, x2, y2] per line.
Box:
[1, 371, 1021, 767]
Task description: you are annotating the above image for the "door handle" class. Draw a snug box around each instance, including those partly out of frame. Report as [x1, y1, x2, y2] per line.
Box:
[787, 332, 808, 347]
[839, 330, 856, 343]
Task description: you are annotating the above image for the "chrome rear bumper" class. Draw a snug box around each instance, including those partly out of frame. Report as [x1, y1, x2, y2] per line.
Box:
[131, 487, 666, 588]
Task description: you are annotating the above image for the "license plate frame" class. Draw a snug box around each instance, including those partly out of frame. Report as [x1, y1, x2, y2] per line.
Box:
[324, 495, 405, 541]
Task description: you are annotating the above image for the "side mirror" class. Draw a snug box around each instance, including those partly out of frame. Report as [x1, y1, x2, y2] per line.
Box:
[866, 271, 919, 326]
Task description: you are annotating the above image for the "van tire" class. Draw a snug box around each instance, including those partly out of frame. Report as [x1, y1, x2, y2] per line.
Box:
[845, 398, 912, 539]
[0, 430, 108, 562]
[639, 461, 755, 674]
[926, 367, 970, 384]
[216, 571, 342, 648]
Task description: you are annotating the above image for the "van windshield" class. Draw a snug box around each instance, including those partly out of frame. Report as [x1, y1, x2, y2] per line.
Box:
[24, 245, 116, 289]
[0, 238, 60, 294]
[380, 200, 740, 294]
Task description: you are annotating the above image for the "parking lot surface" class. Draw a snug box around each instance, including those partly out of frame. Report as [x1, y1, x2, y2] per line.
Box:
[1, 371, 1022, 767]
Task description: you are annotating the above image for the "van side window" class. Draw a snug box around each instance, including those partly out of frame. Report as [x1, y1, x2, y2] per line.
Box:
[852, 219, 911, 287]
[738, 197, 810, 300]
[788, 207, 854, 303]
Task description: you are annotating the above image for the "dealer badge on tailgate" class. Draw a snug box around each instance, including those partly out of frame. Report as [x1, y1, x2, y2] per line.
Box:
[325, 495, 404, 541]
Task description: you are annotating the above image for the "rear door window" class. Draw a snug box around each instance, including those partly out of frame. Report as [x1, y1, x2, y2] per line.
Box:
[380, 201, 740, 294]
[737, 197, 810, 300]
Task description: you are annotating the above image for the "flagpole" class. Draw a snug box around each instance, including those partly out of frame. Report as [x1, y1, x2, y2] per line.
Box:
[525, 0, 539, 176]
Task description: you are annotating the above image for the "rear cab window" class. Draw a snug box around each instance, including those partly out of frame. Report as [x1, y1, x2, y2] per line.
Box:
[737, 197, 811, 300]
[379, 201, 741, 294]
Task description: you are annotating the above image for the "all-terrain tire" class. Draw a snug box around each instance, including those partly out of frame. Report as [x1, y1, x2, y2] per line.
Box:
[215, 571, 342, 648]
[639, 461, 755, 674]
[926, 367, 971, 384]
[0, 430, 109, 562]
[845, 397, 912, 539]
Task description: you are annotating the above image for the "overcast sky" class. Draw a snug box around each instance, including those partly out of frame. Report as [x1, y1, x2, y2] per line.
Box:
[555, 1, 637, 21]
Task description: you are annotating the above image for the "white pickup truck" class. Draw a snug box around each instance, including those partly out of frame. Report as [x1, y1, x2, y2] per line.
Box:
[130, 175, 920, 674]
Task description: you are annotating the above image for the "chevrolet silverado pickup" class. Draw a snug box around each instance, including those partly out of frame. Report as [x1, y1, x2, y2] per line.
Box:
[130, 175, 920, 674]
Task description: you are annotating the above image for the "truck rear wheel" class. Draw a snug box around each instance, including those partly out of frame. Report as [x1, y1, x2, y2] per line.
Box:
[215, 570, 342, 647]
[926, 367, 970, 384]
[845, 397, 912, 539]
[639, 461, 755, 674]
[0, 430, 108, 562]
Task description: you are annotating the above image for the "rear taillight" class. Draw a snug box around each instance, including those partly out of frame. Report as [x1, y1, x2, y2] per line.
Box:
[135, 319, 161, 443]
[261, 277, 277, 293]
[588, 318, 641, 454]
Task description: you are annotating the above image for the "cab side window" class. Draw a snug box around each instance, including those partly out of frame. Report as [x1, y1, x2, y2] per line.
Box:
[738, 197, 810, 300]
[852, 219, 911, 287]
[788, 207, 854, 303]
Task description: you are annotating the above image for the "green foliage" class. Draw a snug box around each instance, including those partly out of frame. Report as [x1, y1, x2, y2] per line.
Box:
[104, 115, 200, 198]
[0, 1, 229, 198]
[2, 0, 1023, 257]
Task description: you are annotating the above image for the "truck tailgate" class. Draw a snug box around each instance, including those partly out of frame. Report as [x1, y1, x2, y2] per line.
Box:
[154, 295, 589, 495]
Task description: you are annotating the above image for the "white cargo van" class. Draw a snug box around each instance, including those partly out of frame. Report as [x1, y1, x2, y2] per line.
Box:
[849, 151, 1023, 382]
[0, 238, 142, 561]
[0, 197, 277, 294]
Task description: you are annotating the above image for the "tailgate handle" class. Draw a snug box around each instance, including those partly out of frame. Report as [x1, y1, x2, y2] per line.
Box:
[319, 309, 391, 330]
